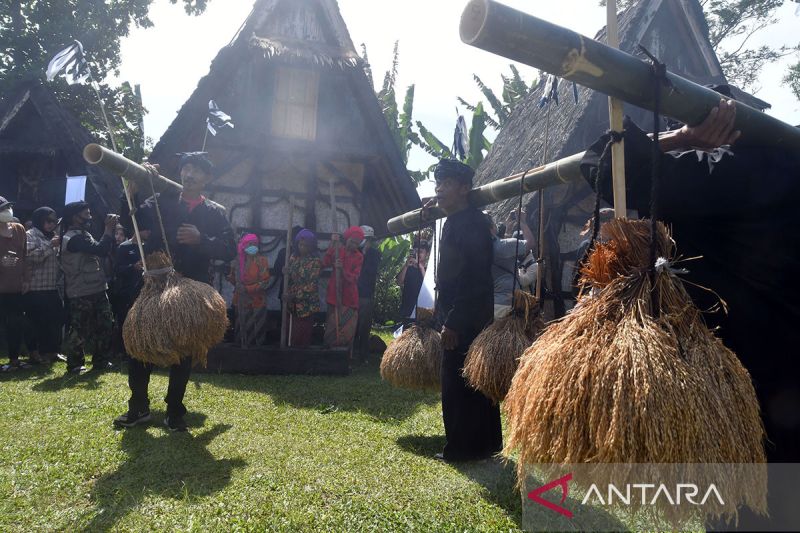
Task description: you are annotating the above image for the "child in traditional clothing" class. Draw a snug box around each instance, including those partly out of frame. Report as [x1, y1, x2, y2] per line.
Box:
[285, 229, 321, 347]
[322, 226, 363, 348]
[229, 233, 270, 347]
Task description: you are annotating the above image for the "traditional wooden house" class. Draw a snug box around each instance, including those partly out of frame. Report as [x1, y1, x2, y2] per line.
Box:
[473, 0, 770, 317]
[149, 0, 419, 309]
[0, 79, 122, 223]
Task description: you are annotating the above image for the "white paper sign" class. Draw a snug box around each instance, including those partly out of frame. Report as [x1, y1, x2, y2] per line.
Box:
[64, 175, 87, 204]
[416, 217, 444, 311]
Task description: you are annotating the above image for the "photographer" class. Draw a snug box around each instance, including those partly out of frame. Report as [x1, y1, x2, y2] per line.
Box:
[60, 201, 117, 374]
[396, 240, 429, 320]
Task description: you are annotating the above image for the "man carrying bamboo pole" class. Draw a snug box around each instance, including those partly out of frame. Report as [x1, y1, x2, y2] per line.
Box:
[430, 159, 501, 463]
[113, 153, 236, 432]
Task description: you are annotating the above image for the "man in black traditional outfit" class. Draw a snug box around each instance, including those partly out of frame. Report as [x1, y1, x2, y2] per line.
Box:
[430, 159, 501, 462]
[114, 153, 236, 432]
[582, 99, 800, 529]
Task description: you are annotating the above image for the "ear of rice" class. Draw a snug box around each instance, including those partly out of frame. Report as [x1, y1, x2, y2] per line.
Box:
[504, 219, 766, 519]
[463, 290, 544, 403]
[123, 252, 228, 368]
[380, 307, 442, 391]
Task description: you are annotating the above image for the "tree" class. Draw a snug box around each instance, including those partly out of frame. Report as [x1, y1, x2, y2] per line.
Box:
[602, 0, 799, 100]
[457, 65, 537, 130]
[0, 1, 212, 160]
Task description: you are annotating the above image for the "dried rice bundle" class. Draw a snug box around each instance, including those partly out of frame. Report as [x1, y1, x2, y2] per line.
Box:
[123, 252, 228, 368]
[463, 290, 544, 404]
[380, 307, 442, 391]
[505, 218, 765, 518]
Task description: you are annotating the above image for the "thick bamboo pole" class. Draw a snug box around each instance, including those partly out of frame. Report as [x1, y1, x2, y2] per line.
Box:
[459, 0, 800, 150]
[83, 143, 183, 193]
[280, 195, 295, 349]
[386, 152, 584, 234]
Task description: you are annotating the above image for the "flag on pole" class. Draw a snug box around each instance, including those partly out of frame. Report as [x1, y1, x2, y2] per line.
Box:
[207, 100, 234, 136]
[538, 74, 559, 108]
[46, 41, 91, 85]
[452, 114, 469, 161]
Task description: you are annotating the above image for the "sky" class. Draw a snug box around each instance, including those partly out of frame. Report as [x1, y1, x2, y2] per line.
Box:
[116, 0, 800, 180]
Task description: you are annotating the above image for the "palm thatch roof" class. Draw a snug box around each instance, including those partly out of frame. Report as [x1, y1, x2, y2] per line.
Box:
[149, 0, 419, 233]
[0, 79, 122, 216]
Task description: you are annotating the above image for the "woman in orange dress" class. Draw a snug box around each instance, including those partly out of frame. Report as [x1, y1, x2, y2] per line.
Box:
[230, 233, 270, 347]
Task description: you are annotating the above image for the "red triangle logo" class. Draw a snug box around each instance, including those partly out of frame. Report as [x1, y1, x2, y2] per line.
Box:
[527, 473, 573, 518]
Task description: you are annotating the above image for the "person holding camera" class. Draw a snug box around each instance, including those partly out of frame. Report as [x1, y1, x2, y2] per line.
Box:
[396, 242, 429, 320]
[60, 201, 118, 374]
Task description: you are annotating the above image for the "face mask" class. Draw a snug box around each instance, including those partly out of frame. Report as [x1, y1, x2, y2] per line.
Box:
[0, 208, 13, 223]
[244, 245, 258, 255]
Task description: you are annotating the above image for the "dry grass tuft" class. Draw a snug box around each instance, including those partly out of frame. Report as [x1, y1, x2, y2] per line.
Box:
[380, 307, 442, 391]
[504, 219, 766, 519]
[463, 290, 545, 404]
[123, 252, 228, 368]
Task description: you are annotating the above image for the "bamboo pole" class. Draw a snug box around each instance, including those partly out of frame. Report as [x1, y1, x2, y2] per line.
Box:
[83, 143, 183, 194]
[387, 152, 584, 234]
[459, 0, 800, 150]
[606, 0, 627, 219]
[280, 195, 295, 348]
[329, 178, 342, 342]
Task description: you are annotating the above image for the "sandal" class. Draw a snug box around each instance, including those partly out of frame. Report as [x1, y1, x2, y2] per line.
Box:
[0, 364, 18, 373]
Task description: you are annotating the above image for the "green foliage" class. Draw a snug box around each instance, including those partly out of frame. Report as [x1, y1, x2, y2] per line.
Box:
[365, 41, 417, 172]
[784, 61, 800, 100]
[458, 65, 537, 130]
[373, 236, 412, 325]
[0, 0, 210, 161]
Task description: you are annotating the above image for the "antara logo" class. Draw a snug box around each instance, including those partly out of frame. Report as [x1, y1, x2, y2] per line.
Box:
[527, 473, 725, 518]
[527, 473, 574, 518]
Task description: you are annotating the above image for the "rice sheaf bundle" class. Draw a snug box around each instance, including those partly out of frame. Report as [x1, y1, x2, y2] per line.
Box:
[379, 307, 442, 391]
[504, 218, 766, 518]
[123, 252, 228, 368]
[463, 290, 544, 404]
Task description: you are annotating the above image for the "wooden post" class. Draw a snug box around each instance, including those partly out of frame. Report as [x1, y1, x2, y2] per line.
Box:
[280, 195, 294, 348]
[606, 0, 627, 218]
[329, 178, 341, 342]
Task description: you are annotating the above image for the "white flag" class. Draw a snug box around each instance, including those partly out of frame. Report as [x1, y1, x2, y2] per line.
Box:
[207, 100, 234, 136]
[46, 41, 91, 85]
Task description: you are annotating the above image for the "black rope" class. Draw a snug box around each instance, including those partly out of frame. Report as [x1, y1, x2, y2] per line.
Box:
[639, 45, 671, 317]
[588, 130, 624, 251]
[510, 165, 531, 310]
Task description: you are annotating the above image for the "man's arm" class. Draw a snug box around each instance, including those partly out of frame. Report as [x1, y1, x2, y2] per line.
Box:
[192, 208, 236, 262]
[66, 233, 114, 256]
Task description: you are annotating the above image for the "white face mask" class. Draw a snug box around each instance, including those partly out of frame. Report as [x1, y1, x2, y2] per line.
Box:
[0, 208, 13, 223]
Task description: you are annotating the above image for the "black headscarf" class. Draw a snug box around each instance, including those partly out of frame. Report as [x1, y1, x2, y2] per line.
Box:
[434, 158, 475, 185]
[31, 207, 56, 237]
[177, 152, 214, 174]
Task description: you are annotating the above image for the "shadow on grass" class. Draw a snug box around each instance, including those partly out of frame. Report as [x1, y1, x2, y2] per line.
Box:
[395, 435, 628, 531]
[396, 434, 522, 527]
[31, 368, 108, 392]
[79, 418, 246, 532]
[195, 362, 440, 423]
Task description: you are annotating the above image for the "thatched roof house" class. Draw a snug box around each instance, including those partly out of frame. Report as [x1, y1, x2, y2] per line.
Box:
[474, 0, 770, 316]
[0, 79, 122, 221]
[149, 0, 419, 240]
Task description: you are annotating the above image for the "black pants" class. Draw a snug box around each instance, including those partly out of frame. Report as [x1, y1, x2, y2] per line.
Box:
[22, 290, 63, 354]
[354, 297, 374, 357]
[128, 357, 192, 419]
[0, 293, 25, 361]
[441, 328, 503, 461]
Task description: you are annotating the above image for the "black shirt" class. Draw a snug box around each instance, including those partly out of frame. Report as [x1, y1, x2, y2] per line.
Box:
[357, 247, 381, 299]
[435, 206, 494, 334]
[123, 190, 236, 284]
[399, 265, 424, 318]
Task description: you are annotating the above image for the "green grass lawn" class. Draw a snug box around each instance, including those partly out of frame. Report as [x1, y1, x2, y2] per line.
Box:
[0, 357, 524, 532]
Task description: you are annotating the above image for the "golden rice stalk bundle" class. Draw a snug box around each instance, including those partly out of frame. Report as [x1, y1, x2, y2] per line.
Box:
[380, 307, 442, 391]
[123, 252, 228, 368]
[504, 218, 766, 517]
[463, 290, 544, 404]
